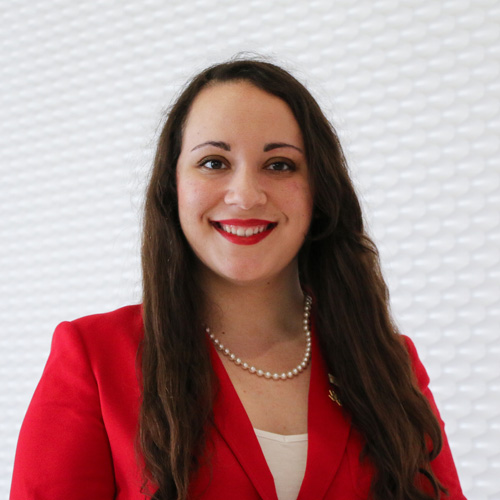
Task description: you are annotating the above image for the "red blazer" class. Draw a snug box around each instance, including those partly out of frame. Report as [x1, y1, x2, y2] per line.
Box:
[10, 305, 466, 499]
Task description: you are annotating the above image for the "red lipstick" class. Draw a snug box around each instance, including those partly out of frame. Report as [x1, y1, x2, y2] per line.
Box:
[212, 219, 277, 245]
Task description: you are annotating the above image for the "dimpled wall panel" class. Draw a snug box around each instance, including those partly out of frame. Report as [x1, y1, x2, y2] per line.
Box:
[1, 1, 498, 498]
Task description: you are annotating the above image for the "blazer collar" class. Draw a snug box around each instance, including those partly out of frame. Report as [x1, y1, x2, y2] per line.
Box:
[209, 323, 352, 500]
[297, 329, 352, 499]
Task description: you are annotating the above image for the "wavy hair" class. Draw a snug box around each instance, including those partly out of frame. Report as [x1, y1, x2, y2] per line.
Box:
[139, 57, 447, 499]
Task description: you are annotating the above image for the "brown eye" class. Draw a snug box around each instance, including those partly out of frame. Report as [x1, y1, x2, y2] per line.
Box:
[266, 161, 295, 172]
[201, 159, 225, 170]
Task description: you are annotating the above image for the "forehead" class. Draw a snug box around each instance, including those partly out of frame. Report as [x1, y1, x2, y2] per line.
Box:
[182, 81, 304, 148]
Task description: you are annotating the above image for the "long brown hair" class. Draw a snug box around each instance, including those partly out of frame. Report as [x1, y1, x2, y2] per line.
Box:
[140, 57, 447, 499]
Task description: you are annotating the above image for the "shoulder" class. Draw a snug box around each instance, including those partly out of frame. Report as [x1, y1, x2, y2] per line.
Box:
[11, 305, 144, 499]
[60, 303, 143, 339]
[67, 303, 143, 333]
[401, 334, 430, 391]
[49, 304, 143, 373]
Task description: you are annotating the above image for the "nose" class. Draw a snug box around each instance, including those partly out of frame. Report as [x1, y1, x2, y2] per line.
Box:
[224, 167, 267, 210]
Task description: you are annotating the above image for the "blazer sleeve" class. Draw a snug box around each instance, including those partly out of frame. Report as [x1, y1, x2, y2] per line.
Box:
[404, 336, 467, 500]
[10, 321, 116, 500]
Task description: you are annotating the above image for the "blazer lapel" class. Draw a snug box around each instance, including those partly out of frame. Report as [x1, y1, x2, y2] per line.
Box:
[208, 321, 352, 500]
[209, 342, 279, 500]
[297, 327, 352, 499]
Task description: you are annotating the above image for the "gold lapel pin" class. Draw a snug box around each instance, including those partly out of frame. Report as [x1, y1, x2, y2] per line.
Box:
[328, 374, 342, 406]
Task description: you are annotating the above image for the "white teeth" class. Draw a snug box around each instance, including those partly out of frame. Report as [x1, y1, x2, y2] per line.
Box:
[219, 224, 270, 237]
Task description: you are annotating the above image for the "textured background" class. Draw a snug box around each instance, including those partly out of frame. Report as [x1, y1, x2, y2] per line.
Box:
[1, 1, 499, 498]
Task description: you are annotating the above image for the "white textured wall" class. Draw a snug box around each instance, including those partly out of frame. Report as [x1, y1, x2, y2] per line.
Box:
[1, 1, 499, 498]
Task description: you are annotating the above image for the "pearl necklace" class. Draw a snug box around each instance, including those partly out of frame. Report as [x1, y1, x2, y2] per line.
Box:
[206, 295, 312, 381]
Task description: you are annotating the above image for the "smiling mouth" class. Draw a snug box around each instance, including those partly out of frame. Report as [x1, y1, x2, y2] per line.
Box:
[211, 220, 278, 245]
[213, 222, 277, 237]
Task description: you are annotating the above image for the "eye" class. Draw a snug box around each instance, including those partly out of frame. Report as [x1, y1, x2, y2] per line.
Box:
[266, 161, 296, 172]
[200, 158, 226, 170]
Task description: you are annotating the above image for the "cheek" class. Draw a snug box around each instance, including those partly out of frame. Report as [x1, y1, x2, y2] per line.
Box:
[281, 180, 314, 220]
[177, 179, 205, 220]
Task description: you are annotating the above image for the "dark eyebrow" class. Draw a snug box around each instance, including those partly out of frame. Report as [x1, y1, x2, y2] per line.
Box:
[191, 141, 231, 152]
[263, 142, 304, 154]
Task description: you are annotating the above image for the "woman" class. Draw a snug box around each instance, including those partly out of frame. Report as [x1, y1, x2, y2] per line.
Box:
[11, 59, 466, 500]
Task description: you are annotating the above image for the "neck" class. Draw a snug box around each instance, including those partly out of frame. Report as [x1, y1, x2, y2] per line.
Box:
[200, 267, 306, 350]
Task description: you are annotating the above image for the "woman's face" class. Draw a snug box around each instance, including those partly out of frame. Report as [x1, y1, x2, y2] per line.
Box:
[176, 81, 313, 286]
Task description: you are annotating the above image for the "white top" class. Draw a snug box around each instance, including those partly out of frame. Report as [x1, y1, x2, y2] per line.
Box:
[254, 428, 308, 500]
